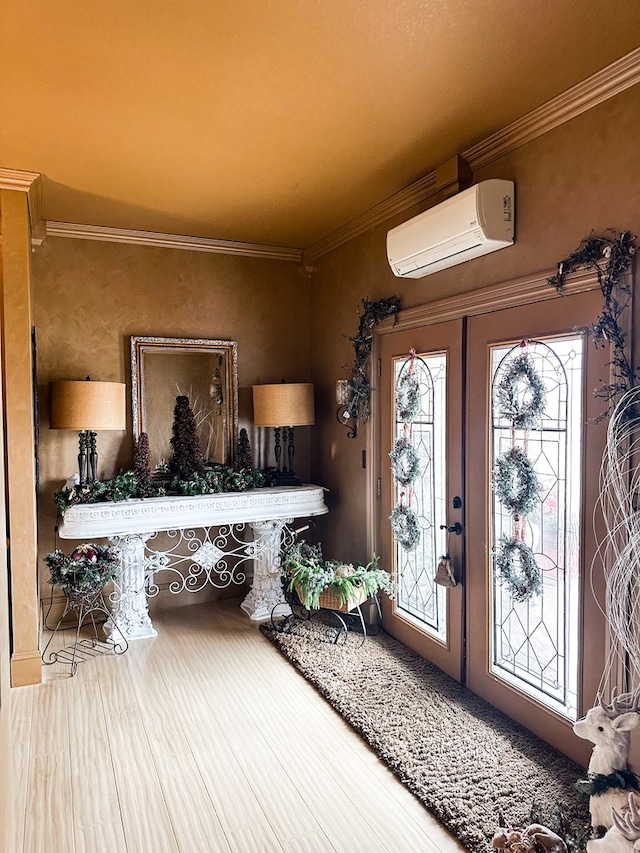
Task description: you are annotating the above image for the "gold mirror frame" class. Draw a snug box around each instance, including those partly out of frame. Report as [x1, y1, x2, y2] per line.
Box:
[130, 336, 238, 472]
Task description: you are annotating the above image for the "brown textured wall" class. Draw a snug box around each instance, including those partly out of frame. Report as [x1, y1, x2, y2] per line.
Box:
[32, 238, 312, 611]
[309, 83, 640, 562]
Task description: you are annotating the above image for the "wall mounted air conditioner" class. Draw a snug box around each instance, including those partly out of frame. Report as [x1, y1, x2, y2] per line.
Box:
[386, 179, 515, 278]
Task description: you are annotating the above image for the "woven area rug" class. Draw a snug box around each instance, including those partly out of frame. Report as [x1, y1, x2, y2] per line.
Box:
[261, 618, 590, 852]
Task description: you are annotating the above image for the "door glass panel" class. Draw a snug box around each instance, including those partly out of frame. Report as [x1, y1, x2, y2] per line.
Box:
[490, 336, 582, 719]
[392, 352, 448, 642]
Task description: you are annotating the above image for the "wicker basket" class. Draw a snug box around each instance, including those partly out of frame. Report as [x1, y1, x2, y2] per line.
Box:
[296, 584, 368, 612]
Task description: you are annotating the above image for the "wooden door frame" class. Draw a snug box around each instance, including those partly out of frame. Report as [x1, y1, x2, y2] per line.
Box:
[369, 267, 622, 744]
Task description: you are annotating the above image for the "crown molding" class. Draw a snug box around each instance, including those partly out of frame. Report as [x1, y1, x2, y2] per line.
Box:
[463, 46, 640, 172]
[304, 47, 640, 264]
[0, 168, 46, 247]
[45, 221, 303, 262]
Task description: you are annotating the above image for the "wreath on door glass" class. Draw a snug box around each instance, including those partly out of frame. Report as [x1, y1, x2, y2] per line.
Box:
[492, 343, 545, 603]
[493, 447, 540, 518]
[389, 436, 420, 487]
[494, 535, 542, 602]
[390, 504, 421, 551]
[495, 352, 547, 430]
[395, 369, 421, 423]
[389, 349, 422, 551]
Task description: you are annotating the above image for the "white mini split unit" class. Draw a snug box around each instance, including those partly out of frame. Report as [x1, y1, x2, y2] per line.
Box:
[386, 179, 515, 278]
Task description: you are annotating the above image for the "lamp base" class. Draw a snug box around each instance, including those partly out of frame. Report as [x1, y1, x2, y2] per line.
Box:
[270, 470, 302, 487]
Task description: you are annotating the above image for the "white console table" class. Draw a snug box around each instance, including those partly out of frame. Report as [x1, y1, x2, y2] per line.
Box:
[58, 485, 328, 640]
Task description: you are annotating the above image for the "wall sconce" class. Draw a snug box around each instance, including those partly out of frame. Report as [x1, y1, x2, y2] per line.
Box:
[252, 382, 315, 486]
[50, 379, 127, 486]
[336, 379, 357, 439]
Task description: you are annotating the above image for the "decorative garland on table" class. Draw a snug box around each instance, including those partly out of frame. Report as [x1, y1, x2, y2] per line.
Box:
[492, 343, 544, 603]
[548, 229, 637, 422]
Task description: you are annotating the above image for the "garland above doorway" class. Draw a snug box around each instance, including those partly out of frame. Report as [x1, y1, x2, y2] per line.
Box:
[549, 229, 637, 421]
[341, 296, 401, 430]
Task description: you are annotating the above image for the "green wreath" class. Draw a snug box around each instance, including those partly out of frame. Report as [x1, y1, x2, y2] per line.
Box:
[495, 353, 547, 430]
[493, 447, 540, 517]
[495, 535, 542, 602]
[390, 504, 420, 551]
[396, 370, 421, 423]
[389, 436, 420, 487]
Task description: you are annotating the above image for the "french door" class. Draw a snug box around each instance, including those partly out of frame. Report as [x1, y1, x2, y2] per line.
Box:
[377, 286, 609, 762]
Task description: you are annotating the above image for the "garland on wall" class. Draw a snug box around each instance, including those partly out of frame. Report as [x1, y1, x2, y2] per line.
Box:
[389, 350, 422, 551]
[548, 229, 637, 422]
[492, 342, 545, 602]
[343, 296, 401, 428]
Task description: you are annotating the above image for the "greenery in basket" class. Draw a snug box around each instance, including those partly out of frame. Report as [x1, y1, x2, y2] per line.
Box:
[44, 543, 120, 592]
[54, 465, 271, 515]
[283, 540, 394, 611]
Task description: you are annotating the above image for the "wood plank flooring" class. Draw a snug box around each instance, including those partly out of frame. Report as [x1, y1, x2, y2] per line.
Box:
[11, 600, 468, 852]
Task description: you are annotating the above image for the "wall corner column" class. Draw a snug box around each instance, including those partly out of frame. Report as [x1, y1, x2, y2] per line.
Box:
[1, 183, 42, 687]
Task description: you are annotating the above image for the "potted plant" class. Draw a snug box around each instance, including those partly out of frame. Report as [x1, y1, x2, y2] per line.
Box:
[283, 540, 394, 612]
[44, 543, 120, 594]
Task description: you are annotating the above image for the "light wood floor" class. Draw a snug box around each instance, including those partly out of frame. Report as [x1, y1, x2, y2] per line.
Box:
[11, 599, 468, 853]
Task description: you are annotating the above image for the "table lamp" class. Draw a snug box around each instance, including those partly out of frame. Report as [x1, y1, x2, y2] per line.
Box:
[50, 379, 127, 486]
[252, 382, 315, 486]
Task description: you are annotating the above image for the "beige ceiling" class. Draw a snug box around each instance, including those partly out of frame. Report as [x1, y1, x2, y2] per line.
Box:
[2, 1, 640, 249]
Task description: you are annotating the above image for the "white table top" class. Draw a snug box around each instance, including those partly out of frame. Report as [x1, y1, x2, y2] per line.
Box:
[58, 484, 328, 539]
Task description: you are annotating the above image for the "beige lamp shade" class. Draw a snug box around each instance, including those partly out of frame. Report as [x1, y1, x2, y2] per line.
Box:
[252, 383, 315, 427]
[50, 380, 127, 431]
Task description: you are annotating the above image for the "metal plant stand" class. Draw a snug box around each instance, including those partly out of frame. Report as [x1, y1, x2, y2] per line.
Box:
[270, 588, 382, 647]
[42, 585, 128, 676]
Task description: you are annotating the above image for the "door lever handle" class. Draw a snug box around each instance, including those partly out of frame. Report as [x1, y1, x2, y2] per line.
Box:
[440, 522, 463, 536]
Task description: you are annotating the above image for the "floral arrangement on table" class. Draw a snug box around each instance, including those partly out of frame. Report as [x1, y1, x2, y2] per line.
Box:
[283, 540, 394, 611]
[54, 464, 271, 515]
[44, 543, 120, 592]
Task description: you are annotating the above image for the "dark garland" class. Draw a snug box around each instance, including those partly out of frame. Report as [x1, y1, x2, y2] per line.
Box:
[495, 352, 547, 430]
[493, 447, 541, 517]
[344, 297, 401, 426]
[575, 768, 640, 798]
[389, 504, 421, 551]
[549, 230, 637, 421]
[495, 535, 542, 602]
[389, 436, 421, 487]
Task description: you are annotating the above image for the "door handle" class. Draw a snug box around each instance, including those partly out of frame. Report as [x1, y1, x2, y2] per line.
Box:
[440, 522, 463, 536]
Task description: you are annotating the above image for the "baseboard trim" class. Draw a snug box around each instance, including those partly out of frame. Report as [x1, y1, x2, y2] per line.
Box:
[11, 650, 42, 687]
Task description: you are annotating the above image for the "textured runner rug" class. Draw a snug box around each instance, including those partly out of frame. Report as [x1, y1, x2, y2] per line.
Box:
[261, 619, 590, 852]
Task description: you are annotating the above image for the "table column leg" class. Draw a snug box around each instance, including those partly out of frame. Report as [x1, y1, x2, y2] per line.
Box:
[105, 532, 158, 640]
[241, 519, 292, 621]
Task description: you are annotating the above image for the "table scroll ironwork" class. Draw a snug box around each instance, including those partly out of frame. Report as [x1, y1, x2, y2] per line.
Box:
[58, 485, 328, 640]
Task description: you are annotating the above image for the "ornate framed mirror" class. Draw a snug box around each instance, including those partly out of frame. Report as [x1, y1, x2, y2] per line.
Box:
[131, 336, 238, 472]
